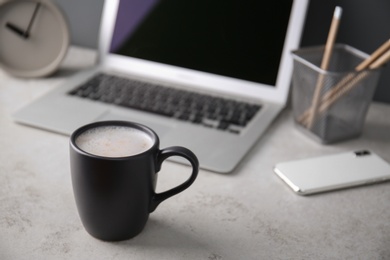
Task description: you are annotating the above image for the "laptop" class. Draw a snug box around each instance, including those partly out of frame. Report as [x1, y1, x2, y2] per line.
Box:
[13, 0, 308, 173]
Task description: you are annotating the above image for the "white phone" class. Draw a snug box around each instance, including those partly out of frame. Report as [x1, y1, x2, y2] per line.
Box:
[274, 150, 390, 195]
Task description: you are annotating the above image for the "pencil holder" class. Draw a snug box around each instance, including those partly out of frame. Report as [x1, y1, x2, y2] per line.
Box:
[291, 44, 382, 144]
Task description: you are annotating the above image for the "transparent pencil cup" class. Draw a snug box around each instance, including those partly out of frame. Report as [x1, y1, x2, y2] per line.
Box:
[291, 44, 382, 144]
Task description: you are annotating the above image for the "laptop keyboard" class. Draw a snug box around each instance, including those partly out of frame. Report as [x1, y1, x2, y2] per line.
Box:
[68, 73, 261, 134]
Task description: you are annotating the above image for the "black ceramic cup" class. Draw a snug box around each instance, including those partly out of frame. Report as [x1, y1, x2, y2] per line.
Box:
[69, 121, 199, 241]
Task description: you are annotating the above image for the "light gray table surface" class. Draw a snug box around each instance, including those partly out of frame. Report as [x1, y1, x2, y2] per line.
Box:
[1, 46, 390, 260]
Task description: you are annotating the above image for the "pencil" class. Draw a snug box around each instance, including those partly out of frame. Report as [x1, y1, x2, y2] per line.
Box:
[306, 6, 342, 129]
[355, 39, 390, 71]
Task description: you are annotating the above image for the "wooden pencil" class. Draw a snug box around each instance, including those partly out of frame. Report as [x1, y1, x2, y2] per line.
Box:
[306, 6, 343, 129]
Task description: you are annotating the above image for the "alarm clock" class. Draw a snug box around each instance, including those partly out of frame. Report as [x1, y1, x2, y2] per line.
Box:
[0, 0, 70, 77]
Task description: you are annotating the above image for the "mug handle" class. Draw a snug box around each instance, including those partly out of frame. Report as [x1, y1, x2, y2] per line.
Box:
[149, 146, 199, 212]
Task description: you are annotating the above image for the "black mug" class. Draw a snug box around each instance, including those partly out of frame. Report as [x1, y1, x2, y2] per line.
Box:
[69, 121, 199, 241]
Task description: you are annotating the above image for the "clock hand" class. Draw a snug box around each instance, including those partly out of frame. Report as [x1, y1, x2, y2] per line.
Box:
[5, 2, 41, 39]
[5, 22, 26, 38]
[24, 2, 41, 38]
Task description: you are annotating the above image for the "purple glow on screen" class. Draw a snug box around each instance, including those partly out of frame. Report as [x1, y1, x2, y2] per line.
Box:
[110, 0, 158, 52]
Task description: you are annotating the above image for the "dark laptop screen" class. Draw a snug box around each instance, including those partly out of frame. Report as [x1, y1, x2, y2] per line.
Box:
[110, 0, 293, 86]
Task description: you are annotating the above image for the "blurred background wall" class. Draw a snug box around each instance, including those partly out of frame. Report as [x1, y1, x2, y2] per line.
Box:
[53, 0, 390, 103]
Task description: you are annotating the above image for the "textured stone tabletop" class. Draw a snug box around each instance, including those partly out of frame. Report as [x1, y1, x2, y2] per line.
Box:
[1, 46, 390, 260]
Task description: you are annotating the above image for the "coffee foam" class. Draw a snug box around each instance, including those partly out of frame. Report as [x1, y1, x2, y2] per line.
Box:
[75, 125, 154, 157]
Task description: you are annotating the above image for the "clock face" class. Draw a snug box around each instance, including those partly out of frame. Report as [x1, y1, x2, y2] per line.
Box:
[0, 0, 69, 77]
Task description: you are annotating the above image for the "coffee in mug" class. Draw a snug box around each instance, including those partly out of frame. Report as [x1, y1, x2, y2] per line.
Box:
[75, 125, 154, 157]
[70, 121, 199, 241]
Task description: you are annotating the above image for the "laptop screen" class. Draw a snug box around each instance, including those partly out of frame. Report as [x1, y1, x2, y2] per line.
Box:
[109, 0, 293, 87]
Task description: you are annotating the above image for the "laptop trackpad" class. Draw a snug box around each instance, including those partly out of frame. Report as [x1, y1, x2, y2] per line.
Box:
[97, 112, 172, 138]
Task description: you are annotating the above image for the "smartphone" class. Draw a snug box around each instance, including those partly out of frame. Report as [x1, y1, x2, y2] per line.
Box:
[274, 150, 390, 195]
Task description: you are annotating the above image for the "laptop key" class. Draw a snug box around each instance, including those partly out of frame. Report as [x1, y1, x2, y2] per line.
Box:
[217, 120, 230, 130]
